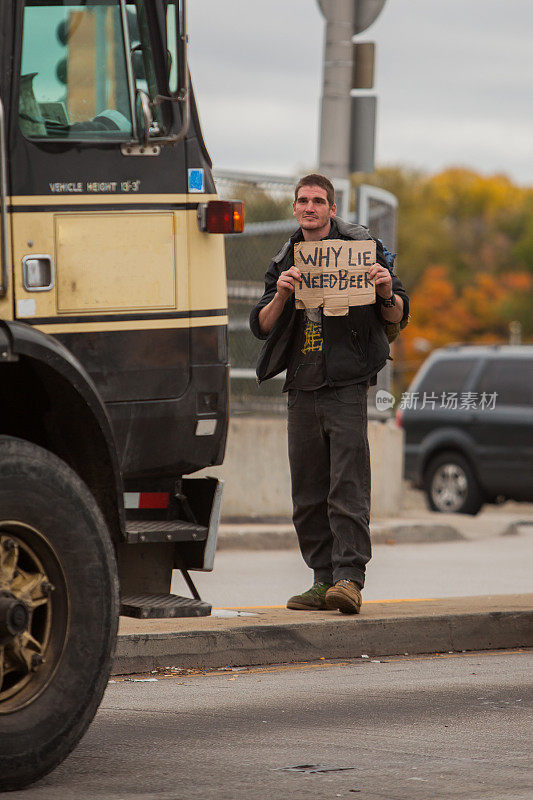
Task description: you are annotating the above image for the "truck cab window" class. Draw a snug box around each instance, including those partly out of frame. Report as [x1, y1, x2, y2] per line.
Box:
[19, 1, 133, 139]
[126, 1, 163, 134]
[166, 2, 178, 94]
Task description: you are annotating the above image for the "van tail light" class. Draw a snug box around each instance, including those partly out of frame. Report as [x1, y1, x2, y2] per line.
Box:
[197, 201, 245, 234]
[395, 408, 403, 428]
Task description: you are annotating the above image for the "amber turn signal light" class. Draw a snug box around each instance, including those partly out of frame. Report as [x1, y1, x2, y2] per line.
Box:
[197, 201, 245, 234]
[232, 202, 245, 233]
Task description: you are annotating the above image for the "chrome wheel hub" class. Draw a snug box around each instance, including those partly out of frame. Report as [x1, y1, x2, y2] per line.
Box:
[431, 463, 468, 512]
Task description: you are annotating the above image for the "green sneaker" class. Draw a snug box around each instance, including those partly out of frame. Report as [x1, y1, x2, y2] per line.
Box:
[286, 582, 332, 611]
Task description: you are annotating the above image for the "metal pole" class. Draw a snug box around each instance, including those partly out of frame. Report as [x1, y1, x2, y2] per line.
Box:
[317, 1, 387, 180]
[95, 7, 108, 114]
[509, 321, 522, 345]
[317, 0, 355, 180]
[119, 0, 139, 139]
[0, 97, 9, 297]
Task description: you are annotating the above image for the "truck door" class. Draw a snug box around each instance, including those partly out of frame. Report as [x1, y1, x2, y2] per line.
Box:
[10, 0, 190, 409]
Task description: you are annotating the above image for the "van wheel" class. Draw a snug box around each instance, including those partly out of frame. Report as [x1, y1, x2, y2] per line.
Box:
[424, 451, 483, 515]
[0, 436, 119, 791]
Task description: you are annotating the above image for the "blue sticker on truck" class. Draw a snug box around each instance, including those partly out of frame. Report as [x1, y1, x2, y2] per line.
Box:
[188, 168, 205, 193]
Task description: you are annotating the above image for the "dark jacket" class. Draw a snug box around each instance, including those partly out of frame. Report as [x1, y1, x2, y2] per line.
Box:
[249, 217, 410, 386]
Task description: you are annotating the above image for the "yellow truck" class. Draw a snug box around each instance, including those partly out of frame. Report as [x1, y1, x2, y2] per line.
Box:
[0, 0, 242, 788]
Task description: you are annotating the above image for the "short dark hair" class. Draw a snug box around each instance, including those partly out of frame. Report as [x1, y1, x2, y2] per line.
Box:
[294, 174, 335, 207]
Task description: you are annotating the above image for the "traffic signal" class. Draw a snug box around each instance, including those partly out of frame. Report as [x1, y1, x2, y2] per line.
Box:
[352, 41, 375, 89]
[56, 21, 67, 85]
[350, 38, 377, 173]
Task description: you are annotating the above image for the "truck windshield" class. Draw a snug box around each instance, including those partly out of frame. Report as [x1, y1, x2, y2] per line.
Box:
[18, 0, 170, 141]
[19, 1, 134, 139]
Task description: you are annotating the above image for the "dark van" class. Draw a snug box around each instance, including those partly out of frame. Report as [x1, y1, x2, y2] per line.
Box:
[398, 345, 533, 514]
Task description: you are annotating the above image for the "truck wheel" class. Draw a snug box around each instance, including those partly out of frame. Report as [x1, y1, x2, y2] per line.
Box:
[424, 451, 483, 515]
[0, 436, 119, 791]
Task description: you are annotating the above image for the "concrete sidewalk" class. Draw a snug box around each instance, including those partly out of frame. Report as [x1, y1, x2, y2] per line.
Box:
[113, 594, 533, 675]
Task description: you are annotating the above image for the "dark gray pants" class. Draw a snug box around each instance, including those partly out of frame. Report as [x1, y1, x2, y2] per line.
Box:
[287, 384, 371, 588]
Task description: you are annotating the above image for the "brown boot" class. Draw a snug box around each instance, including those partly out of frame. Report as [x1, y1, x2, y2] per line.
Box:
[325, 580, 362, 614]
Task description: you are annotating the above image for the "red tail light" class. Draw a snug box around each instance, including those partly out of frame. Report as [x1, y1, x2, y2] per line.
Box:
[198, 201, 245, 234]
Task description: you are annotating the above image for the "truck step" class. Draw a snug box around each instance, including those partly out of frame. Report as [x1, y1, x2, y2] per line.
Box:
[125, 519, 208, 544]
[120, 593, 212, 619]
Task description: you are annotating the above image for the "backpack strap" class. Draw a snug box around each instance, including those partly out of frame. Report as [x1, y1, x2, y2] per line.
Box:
[272, 239, 292, 265]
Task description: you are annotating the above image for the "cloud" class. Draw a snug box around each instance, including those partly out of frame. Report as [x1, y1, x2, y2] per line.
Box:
[188, 0, 533, 183]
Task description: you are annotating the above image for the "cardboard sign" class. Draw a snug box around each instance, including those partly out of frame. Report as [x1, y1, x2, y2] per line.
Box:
[294, 239, 376, 316]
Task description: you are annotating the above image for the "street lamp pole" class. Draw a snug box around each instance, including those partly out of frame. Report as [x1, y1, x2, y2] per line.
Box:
[316, 0, 387, 184]
[317, 0, 356, 180]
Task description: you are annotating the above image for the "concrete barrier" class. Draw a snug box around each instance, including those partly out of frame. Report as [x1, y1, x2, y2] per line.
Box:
[198, 416, 403, 519]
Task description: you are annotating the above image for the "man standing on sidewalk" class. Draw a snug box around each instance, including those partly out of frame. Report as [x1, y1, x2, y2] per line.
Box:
[249, 174, 409, 614]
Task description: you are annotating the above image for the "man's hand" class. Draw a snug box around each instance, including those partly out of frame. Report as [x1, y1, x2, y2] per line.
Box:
[276, 266, 302, 301]
[368, 262, 403, 323]
[259, 266, 301, 335]
[368, 262, 393, 299]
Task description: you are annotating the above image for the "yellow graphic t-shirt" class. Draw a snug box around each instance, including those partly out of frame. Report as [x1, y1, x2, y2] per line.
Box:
[302, 318, 323, 354]
[286, 309, 326, 390]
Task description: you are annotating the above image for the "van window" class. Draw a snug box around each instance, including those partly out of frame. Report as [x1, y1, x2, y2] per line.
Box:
[475, 358, 533, 407]
[417, 358, 476, 396]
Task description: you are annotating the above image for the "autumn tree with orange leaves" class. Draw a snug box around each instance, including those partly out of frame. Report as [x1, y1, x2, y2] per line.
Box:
[351, 167, 533, 388]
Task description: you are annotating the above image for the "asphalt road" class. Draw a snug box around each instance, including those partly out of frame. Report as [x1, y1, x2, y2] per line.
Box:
[171, 527, 533, 607]
[12, 650, 532, 800]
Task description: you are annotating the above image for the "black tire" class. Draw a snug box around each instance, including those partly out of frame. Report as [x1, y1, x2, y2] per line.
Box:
[0, 436, 119, 791]
[423, 451, 483, 515]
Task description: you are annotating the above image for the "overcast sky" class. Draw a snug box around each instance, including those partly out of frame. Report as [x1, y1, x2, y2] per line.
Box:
[188, 0, 533, 185]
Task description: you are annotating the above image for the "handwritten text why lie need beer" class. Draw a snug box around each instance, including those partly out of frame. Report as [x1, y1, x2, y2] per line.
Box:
[294, 239, 376, 316]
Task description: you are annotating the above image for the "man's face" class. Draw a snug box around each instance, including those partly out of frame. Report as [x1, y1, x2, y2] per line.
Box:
[293, 184, 336, 232]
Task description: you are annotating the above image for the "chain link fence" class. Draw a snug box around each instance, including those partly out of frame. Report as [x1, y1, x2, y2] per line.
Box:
[215, 171, 296, 415]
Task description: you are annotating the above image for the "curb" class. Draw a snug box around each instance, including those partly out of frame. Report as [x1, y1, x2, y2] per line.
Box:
[371, 522, 464, 544]
[217, 521, 464, 550]
[113, 596, 533, 675]
[503, 520, 533, 536]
